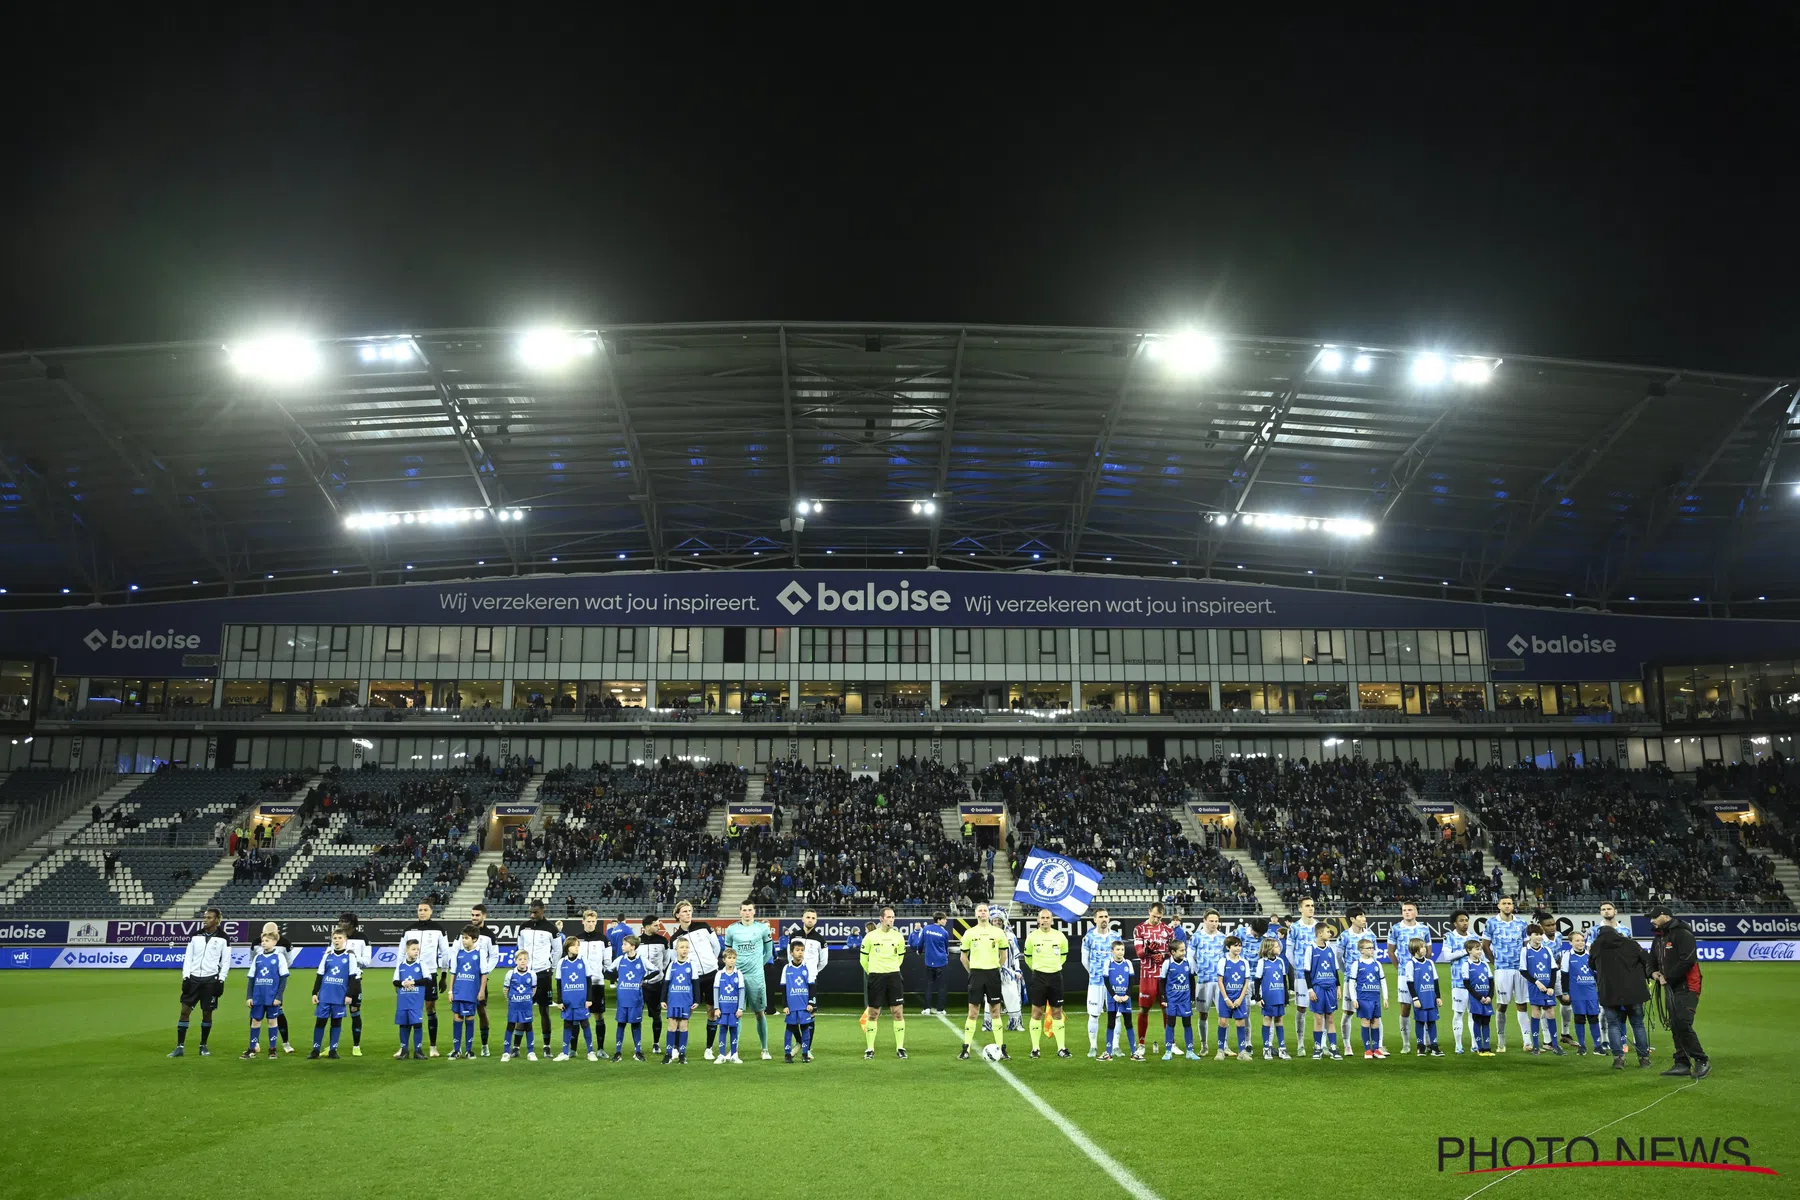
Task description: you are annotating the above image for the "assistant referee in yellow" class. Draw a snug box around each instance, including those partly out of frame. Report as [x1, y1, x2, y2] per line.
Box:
[1024, 908, 1071, 1058]
[960, 902, 1012, 1059]
[860, 906, 910, 1060]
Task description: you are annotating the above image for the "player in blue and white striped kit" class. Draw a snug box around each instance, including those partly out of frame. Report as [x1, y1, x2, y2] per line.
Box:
[1440, 911, 1473, 1053]
[502, 950, 539, 1061]
[1158, 941, 1202, 1060]
[1288, 899, 1318, 1049]
[554, 939, 598, 1062]
[1081, 910, 1124, 1057]
[1485, 898, 1530, 1052]
[712, 949, 745, 1064]
[1256, 938, 1290, 1060]
[1387, 902, 1433, 1052]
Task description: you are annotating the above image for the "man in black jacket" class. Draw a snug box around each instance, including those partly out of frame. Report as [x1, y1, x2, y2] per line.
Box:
[1649, 906, 1710, 1079]
[1588, 902, 1652, 1070]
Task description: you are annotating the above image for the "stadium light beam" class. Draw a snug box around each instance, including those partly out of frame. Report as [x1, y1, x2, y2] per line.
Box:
[227, 335, 320, 382]
[517, 329, 599, 368]
[1148, 331, 1222, 374]
[1410, 353, 1447, 385]
[1317, 348, 1343, 373]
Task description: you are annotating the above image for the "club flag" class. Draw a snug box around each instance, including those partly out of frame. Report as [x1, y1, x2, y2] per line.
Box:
[1013, 850, 1103, 921]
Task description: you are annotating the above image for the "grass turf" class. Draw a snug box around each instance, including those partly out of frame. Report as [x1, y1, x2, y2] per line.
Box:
[0, 965, 1792, 1199]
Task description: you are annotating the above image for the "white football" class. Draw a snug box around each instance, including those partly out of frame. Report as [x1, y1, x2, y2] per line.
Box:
[981, 1042, 1006, 1062]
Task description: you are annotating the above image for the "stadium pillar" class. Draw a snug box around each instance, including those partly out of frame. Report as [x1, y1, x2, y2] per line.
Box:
[1069, 626, 1082, 712]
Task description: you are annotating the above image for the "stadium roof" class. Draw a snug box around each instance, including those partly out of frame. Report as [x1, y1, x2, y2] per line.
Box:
[0, 322, 1796, 614]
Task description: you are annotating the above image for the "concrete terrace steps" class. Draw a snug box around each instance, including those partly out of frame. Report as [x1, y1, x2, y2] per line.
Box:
[251, 812, 349, 905]
[0, 776, 153, 891]
[1747, 846, 1800, 903]
[450, 850, 504, 913]
[1221, 849, 1276, 909]
[163, 855, 238, 919]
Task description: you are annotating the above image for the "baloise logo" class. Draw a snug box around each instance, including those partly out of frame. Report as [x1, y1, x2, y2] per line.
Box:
[774, 579, 952, 617]
[1505, 633, 1617, 656]
[83, 628, 203, 652]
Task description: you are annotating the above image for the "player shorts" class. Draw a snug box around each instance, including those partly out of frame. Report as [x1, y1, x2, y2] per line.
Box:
[1494, 969, 1528, 1005]
[1261, 1001, 1286, 1020]
[716, 1010, 740, 1028]
[666, 1000, 693, 1020]
[1571, 997, 1599, 1017]
[533, 971, 553, 1007]
[507, 1002, 534, 1024]
[692, 970, 715, 1005]
[1310, 987, 1337, 1016]
[1105, 993, 1134, 1014]
[1355, 996, 1381, 1020]
[561, 1005, 590, 1023]
[1396, 975, 1414, 1004]
[451, 1000, 477, 1019]
[968, 968, 1005, 1007]
[1412, 1001, 1439, 1020]
[1031, 970, 1065, 1007]
[1528, 981, 1556, 1007]
[616, 1000, 645, 1024]
[180, 976, 224, 1011]
[1086, 983, 1107, 1017]
[740, 974, 768, 1012]
[422, 978, 439, 1003]
[1165, 1000, 1193, 1018]
[345, 976, 363, 1010]
[1194, 980, 1218, 1013]
[1220, 1000, 1248, 1021]
[249, 1000, 280, 1020]
[315, 1001, 347, 1020]
[867, 972, 904, 1008]
[1137, 970, 1163, 1006]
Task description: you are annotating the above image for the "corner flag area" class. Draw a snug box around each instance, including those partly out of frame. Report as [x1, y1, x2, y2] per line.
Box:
[0, 966, 1790, 1198]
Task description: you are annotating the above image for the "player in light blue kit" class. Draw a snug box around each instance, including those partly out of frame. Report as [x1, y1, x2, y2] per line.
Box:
[554, 937, 598, 1062]
[242, 929, 288, 1060]
[393, 939, 429, 1060]
[1520, 925, 1564, 1055]
[1189, 910, 1228, 1045]
[1485, 897, 1530, 1052]
[1215, 936, 1252, 1061]
[502, 950, 538, 1061]
[1406, 937, 1444, 1056]
[1387, 902, 1433, 1052]
[1347, 937, 1388, 1059]
[610, 934, 648, 1062]
[781, 942, 817, 1062]
[1256, 937, 1290, 1060]
[712, 949, 745, 1064]
[449, 927, 485, 1060]
[662, 936, 696, 1065]
[1099, 942, 1139, 1061]
[1158, 940, 1201, 1060]
[720, 903, 775, 1060]
[1081, 909, 1124, 1056]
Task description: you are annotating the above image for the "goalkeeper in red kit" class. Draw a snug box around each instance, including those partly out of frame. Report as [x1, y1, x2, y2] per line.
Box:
[1134, 902, 1176, 1052]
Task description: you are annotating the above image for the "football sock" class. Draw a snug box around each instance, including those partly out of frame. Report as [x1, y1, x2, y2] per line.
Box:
[312, 1018, 325, 1050]
[865, 1017, 879, 1053]
[1275, 1024, 1285, 1050]
[1530, 1017, 1541, 1048]
[893, 1019, 905, 1051]
[276, 1013, 289, 1043]
[651, 1012, 663, 1049]
[1546, 1017, 1558, 1044]
[707, 1019, 717, 1050]
[1124, 1023, 1137, 1053]
[801, 1024, 814, 1055]
[991, 1020, 1004, 1049]
[1371, 1025, 1381, 1050]
[1217, 1025, 1227, 1051]
[755, 1013, 768, 1050]
[176, 1019, 189, 1047]
[249, 1027, 261, 1051]
[1087, 1016, 1099, 1052]
[350, 1013, 362, 1048]
[198, 1020, 212, 1046]
[478, 1010, 490, 1046]
[427, 1013, 438, 1047]
[1160, 1019, 1172, 1051]
[328, 1017, 342, 1050]
[631, 1021, 642, 1053]
[963, 1017, 977, 1047]
[1313, 1030, 1324, 1051]
[1327, 1033, 1339, 1053]
[1052, 1017, 1065, 1052]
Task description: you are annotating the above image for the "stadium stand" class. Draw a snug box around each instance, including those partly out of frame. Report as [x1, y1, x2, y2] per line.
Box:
[493, 760, 740, 918]
[0, 847, 223, 916]
[64, 768, 294, 847]
[977, 756, 1256, 912]
[742, 758, 988, 913]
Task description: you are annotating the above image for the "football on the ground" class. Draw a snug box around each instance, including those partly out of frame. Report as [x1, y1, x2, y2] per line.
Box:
[981, 1042, 1005, 1062]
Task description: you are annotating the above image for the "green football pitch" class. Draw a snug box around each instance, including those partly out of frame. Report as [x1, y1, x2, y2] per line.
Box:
[0, 967, 1792, 1199]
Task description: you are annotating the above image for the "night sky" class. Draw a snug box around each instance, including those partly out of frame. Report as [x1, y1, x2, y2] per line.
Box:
[4, 11, 1795, 374]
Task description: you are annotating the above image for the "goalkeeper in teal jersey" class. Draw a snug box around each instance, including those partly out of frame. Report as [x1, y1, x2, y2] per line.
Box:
[719, 902, 775, 1058]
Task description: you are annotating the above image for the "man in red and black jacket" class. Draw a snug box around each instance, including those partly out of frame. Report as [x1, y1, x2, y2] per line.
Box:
[1648, 906, 1710, 1079]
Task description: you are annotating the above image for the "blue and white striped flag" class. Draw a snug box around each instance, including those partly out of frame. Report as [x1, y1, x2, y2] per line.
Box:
[1013, 850, 1102, 921]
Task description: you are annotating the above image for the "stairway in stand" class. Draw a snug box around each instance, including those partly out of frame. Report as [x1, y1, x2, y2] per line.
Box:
[1221, 849, 1276, 912]
[449, 851, 503, 913]
[1748, 846, 1800, 905]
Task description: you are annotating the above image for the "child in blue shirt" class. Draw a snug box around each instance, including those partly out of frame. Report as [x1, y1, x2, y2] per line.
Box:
[1406, 938, 1443, 1056]
[1559, 931, 1604, 1055]
[712, 949, 745, 1064]
[1215, 936, 1253, 1061]
[662, 937, 697, 1065]
[781, 943, 816, 1062]
[449, 928, 485, 1060]
[393, 939, 429, 1060]
[1256, 937, 1289, 1060]
[1348, 937, 1388, 1059]
[242, 930, 288, 1060]
[1099, 942, 1138, 1061]
[309, 929, 354, 1059]
[554, 938, 597, 1062]
[502, 950, 538, 1061]
[1464, 939, 1495, 1056]
[609, 935, 647, 1062]
[1521, 925, 1565, 1055]
[1158, 941, 1201, 1061]
[1306, 925, 1342, 1060]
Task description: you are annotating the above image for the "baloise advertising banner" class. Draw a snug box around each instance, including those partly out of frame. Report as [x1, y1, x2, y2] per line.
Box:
[6, 570, 1800, 682]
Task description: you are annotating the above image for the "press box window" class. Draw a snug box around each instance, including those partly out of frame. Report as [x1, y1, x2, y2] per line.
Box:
[952, 629, 971, 657]
[384, 627, 405, 655]
[241, 626, 262, 655]
[671, 628, 690, 655]
[1366, 631, 1385, 658]
[472, 627, 493, 655]
[1451, 630, 1470, 658]
[758, 628, 776, 655]
[527, 627, 548, 655]
[1228, 629, 1249, 659]
[617, 628, 635, 658]
[329, 625, 350, 654]
[1038, 629, 1056, 656]
[1093, 630, 1111, 657]
[1176, 629, 1195, 657]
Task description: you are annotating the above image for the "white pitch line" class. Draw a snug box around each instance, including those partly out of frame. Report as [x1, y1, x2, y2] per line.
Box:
[1459, 1079, 1701, 1200]
[933, 1014, 1163, 1200]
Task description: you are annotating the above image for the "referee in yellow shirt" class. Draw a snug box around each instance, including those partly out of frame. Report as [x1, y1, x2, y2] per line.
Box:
[860, 906, 910, 1060]
[960, 901, 1012, 1059]
[1024, 908, 1071, 1058]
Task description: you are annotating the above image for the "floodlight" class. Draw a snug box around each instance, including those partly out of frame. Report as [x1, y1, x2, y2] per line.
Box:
[228, 335, 320, 382]
[1318, 349, 1343, 372]
[1452, 358, 1494, 384]
[1152, 331, 1222, 374]
[1352, 354, 1374, 373]
[517, 329, 597, 367]
[1411, 354, 1447, 385]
